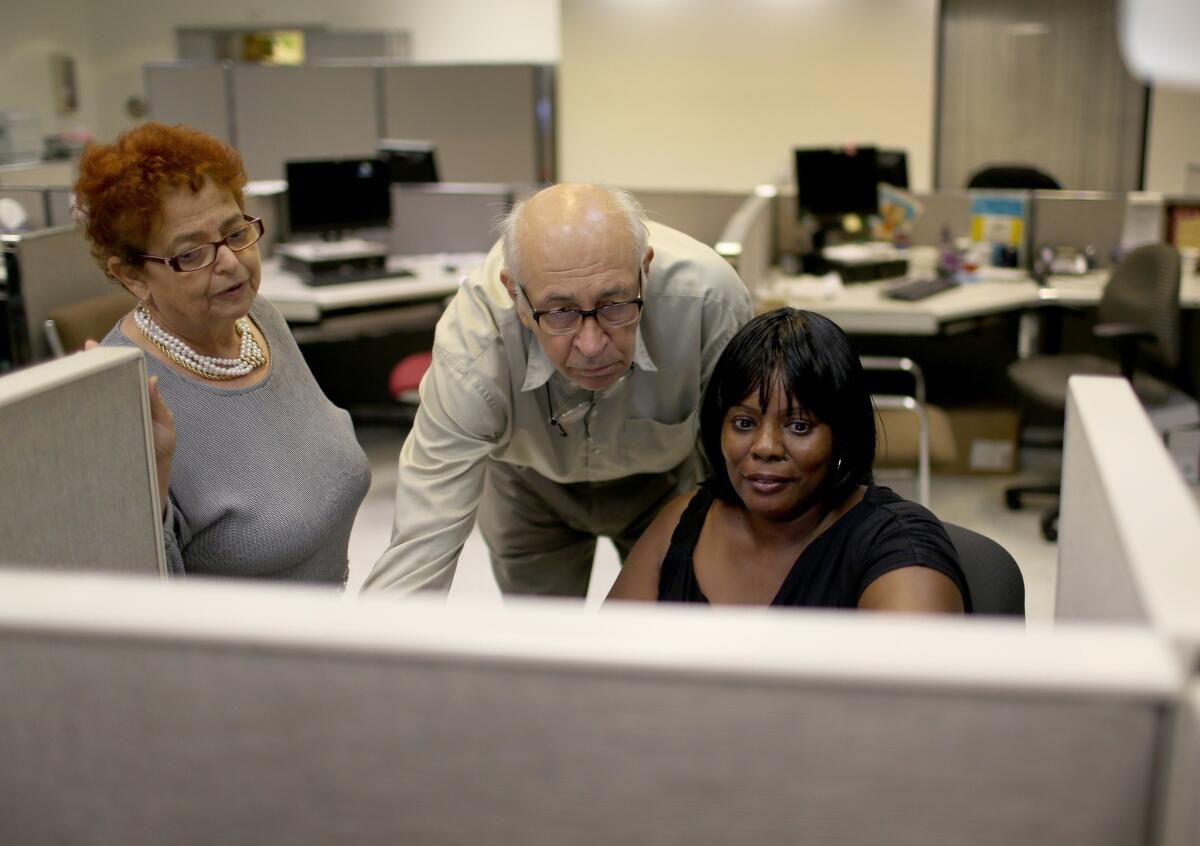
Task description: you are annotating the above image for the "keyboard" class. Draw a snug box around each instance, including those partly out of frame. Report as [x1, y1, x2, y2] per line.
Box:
[883, 276, 960, 301]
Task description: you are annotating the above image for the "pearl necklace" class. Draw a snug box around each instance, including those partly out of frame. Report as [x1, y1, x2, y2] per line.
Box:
[134, 303, 266, 380]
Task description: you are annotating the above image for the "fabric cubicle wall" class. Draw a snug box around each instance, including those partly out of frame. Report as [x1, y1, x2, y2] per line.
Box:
[0, 348, 164, 576]
[0, 572, 1180, 845]
[145, 62, 556, 184]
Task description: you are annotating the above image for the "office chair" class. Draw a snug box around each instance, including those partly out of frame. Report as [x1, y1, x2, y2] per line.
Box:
[1005, 243, 1182, 540]
[967, 164, 1061, 191]
[44, 290, 136, 356]
[943, 522, 1025, 617]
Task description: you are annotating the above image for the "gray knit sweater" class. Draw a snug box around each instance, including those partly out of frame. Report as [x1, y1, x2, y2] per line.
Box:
[103, 298, 370, 584]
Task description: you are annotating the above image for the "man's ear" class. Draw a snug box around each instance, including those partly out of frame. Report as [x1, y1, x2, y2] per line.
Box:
[501, 269, 518, 305]
[107, 256, 149, 301]
[642, 247, 655, 278]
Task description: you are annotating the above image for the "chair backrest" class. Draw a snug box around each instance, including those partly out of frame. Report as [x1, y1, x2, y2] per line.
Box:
[944, 522, 1025, 616]
[1097, 243, 1182, 371]
[967, 164, 1061, 190]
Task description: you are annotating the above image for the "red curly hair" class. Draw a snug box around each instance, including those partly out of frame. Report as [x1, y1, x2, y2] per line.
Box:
[74, 122, 247, 279]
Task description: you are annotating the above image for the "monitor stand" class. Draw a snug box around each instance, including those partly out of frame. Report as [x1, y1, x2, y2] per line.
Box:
[276, 238, 390, 286]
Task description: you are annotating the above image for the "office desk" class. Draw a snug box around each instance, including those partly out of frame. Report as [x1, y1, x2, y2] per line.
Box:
[258, 252, 485, 323]
[759, 268, 1200, 336]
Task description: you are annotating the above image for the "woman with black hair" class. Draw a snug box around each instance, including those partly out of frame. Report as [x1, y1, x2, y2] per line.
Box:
[608, 308, 970, 612]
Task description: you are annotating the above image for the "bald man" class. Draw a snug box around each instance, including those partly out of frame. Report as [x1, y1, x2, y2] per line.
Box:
[364, 184, 752, 596]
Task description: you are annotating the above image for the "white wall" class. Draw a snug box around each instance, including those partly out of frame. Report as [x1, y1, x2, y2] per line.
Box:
[0, 0, 559, 143]
[559, 0, 939, 193]
[1143, 84, 1200, 193]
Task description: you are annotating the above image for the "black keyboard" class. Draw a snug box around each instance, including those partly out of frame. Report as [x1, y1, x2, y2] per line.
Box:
[883, 277, 959, 301]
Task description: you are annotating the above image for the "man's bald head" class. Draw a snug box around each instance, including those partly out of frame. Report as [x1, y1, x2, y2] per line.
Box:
[499, 184, 649, 284]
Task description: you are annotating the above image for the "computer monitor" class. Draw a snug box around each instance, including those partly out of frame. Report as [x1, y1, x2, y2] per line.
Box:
[794, 146, 880, 218]
[876, 149, 909, 189]
[377, 139, 440, 184]
[285, 157, 391, 236]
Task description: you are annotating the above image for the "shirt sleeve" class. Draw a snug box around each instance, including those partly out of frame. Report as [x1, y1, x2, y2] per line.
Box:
[854, 501, 972, 609]
[362, 342, 508, 595]
[698, 261, 754, 391]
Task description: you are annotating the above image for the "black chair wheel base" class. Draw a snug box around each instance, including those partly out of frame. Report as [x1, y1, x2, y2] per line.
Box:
[1005, 490, 1023, 510]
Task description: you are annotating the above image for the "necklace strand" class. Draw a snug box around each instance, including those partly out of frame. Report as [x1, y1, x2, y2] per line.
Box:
[134, 303, 265, 380]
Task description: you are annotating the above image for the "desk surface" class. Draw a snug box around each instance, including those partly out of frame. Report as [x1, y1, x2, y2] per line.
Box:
[258, 252, 485, 323]
[760, 269, 1200, 335]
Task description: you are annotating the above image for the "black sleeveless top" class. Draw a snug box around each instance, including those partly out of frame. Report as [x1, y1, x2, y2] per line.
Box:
[658, 486, 972, 610]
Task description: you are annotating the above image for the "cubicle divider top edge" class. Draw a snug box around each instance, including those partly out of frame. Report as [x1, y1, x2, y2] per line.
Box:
[0, 568, 1179, 700]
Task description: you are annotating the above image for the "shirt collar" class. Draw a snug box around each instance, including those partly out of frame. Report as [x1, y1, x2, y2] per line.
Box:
[519, 323, 659, 393]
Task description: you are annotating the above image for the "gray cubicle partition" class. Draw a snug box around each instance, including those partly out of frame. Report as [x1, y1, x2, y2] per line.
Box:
[0, 187, 49, 230]
[381, 64, 553, 184]
[385, 182, 514, 256]
[145, 61, 557, 185]
[1030, 191, 1127, 268]
[0, 349, 165, 575]
[632, 188, 747, 248]
[144, 62, 233, 144]
[2, 224, 114, 363]
[0, 572, 1182, 846]
[232, 64, 380, 181]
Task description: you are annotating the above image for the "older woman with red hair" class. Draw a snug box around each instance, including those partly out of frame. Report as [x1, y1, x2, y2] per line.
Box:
[77, 122, 369, 583]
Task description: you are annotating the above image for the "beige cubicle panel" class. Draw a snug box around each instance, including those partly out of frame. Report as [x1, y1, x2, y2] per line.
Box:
[1057, 377, 1200, 668]
[386, 182, 514, 256]
[0, 569, 1181, 846]
[232, 64, 380, 181]
[380, 64, 553, 184]
[0, 348, 165, 576]
[145, 62, 233, 144]
[0, 160, 75, 187]
[2, 224, 115, 362]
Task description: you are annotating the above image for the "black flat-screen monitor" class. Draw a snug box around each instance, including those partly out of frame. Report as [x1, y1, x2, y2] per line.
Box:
[378, 139, 439, 184]
[285, 157, 391, 235]
[876, 149, 909, 189]
[794, 145, 880, 217]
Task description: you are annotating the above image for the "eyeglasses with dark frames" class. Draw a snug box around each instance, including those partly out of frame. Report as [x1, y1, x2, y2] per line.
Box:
[518, 268, 645, 336]
[138, 216, 265, 273]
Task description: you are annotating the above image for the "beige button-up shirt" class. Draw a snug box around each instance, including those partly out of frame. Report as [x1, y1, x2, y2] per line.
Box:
[364, 221, 753, 593]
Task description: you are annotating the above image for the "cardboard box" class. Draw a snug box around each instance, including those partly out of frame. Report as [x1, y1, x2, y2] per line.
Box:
[939, 406, 1020, 475]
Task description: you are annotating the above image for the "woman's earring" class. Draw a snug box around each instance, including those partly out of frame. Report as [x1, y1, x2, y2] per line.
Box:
[835, 456, 844, 476]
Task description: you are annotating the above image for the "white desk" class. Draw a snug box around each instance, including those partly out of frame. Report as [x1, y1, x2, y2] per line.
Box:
[258, 252, 485, 323]
[760, 268, 1200, 336]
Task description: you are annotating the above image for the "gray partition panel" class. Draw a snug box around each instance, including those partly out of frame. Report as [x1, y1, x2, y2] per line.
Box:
[0, 349, 164, 575]
[1031, 191, 1126, 268]
[911, 191, 973, 247]
[233, 64, 379, 180]
[633, 189, 746, 247]
[387, 183, 512, 255]
[382, 64, 543, 183]
[0, 581, 1178, 846]
[145, 62, 233, 144]
[0, 188, 48, 229]
[9, 225, 115, 361]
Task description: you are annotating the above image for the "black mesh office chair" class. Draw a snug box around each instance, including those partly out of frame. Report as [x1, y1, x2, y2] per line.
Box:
[944, 523, 1025, 617]
[1005, 244, 1183, 540]
[967, 164, 1061, 191]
